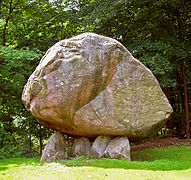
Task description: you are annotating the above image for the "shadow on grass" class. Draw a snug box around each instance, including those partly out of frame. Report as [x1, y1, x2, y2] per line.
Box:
[60, 146, 191, 171]
[0, 158, 42, 172]
[0, 167, 8, 171]
[60, 158, 191, 171]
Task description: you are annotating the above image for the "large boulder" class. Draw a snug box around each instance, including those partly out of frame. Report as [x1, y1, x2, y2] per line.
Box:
[22, 33, 173, 140]
[91, 135, 112, 158]
[104, 137, 131, 160]
[41, 131, 68, 162]
[71, 137, 91, 157]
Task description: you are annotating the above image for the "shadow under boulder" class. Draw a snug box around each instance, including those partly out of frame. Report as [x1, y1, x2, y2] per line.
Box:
[41, 132, 131, 162]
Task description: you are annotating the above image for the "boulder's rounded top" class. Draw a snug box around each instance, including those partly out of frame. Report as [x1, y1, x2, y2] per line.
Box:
[22, 33, 173, 140]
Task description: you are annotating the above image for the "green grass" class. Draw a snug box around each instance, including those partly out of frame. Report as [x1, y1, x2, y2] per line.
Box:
[1, 146, 191, 180]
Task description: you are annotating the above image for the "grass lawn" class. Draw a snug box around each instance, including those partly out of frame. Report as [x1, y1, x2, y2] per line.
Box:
[0, 146, 191, 180]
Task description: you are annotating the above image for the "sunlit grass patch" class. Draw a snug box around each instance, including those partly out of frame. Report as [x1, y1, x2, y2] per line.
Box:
[0, 146, 191, 180]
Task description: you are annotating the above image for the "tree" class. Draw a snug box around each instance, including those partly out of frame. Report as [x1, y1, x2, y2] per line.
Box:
[0, 0, 190, 156]
[0, 0, 23, 46]
[0, 0, 82, 157]
[0, 46, 47, 157]
[76, 0, 191, 138]
[1, 0, 81, 51]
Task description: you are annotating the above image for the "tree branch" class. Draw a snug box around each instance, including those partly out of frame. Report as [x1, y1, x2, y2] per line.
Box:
[2, 0, 21, 46]
[176, 54, 191, 61]
[0, 2, 9, 8]
[12, 0, 21, 11]
[3, 16, 10, 46]
[177, 57, 186, 61]
[9, 0, 13, 12]
[7, 33, 20, 46]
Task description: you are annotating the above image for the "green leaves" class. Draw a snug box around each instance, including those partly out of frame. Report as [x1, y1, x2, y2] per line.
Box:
[128, 39, 182, 88]
[0, 46, 42, 121]
[0, 0, 190, 155]
[0, 46, 54, 157]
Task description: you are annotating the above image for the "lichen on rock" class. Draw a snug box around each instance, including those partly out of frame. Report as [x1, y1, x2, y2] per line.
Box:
[22, 33, 173, 140]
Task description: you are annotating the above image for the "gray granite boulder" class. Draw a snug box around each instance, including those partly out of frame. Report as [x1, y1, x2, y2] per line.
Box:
[40, 131, 68, 162]
[91, 135, 112, 158]
[22, 33, 173, 140]
[104, 136, 131, 160]
[71, 137, 91, 157]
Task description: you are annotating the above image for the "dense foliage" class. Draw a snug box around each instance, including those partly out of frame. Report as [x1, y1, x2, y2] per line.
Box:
[0, 46, 54, 158]
[0, 0, 190, 158]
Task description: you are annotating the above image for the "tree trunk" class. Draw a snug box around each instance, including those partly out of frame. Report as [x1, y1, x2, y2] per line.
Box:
[176, 6, 190, 138]
[2, 0, 21, 46]
[39, 125, 43, 156]
[39, 137, 43, 156]
[181, 59, 190, 138]
[29, 135, 33, 157]
[3, 17, 9, 46]
[176, 70, 184, 112]
[164, 87, 174, 130]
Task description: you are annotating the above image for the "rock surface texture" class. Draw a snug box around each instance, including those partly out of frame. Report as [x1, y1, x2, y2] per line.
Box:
[91, 135, 112, 158]
[40, 132, 68, 162]
[104, 137, 131, 160]
[22, 33, 173, 140]
[71, 137, 91, 157]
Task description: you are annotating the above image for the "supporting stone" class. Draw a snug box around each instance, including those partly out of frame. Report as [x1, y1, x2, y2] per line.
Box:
[104, 136, 131, 160]
[71, 137, 91, 157]
[91, 135, 113, 158]
[40, 131, 68, 162]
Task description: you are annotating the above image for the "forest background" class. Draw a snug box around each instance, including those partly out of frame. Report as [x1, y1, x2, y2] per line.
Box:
[0, 0, 191, 158]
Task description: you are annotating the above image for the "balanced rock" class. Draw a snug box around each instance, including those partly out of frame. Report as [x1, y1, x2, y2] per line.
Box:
[41, 131, 68, 162]
[22, 33, 173, 140]
[71, 137, 91, 157]
[91, 135, 112, 158]
[104, 137, 131, 160]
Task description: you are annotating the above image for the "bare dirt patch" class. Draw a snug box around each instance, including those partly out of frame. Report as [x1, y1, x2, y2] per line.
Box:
[131, 138, 191, 152]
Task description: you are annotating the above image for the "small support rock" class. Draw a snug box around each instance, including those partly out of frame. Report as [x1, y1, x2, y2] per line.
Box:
[71, 137, 91, 157]
[104, 136, 131, 160]
[91, 135, 113, 158]
[41, 131, 68, 162]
